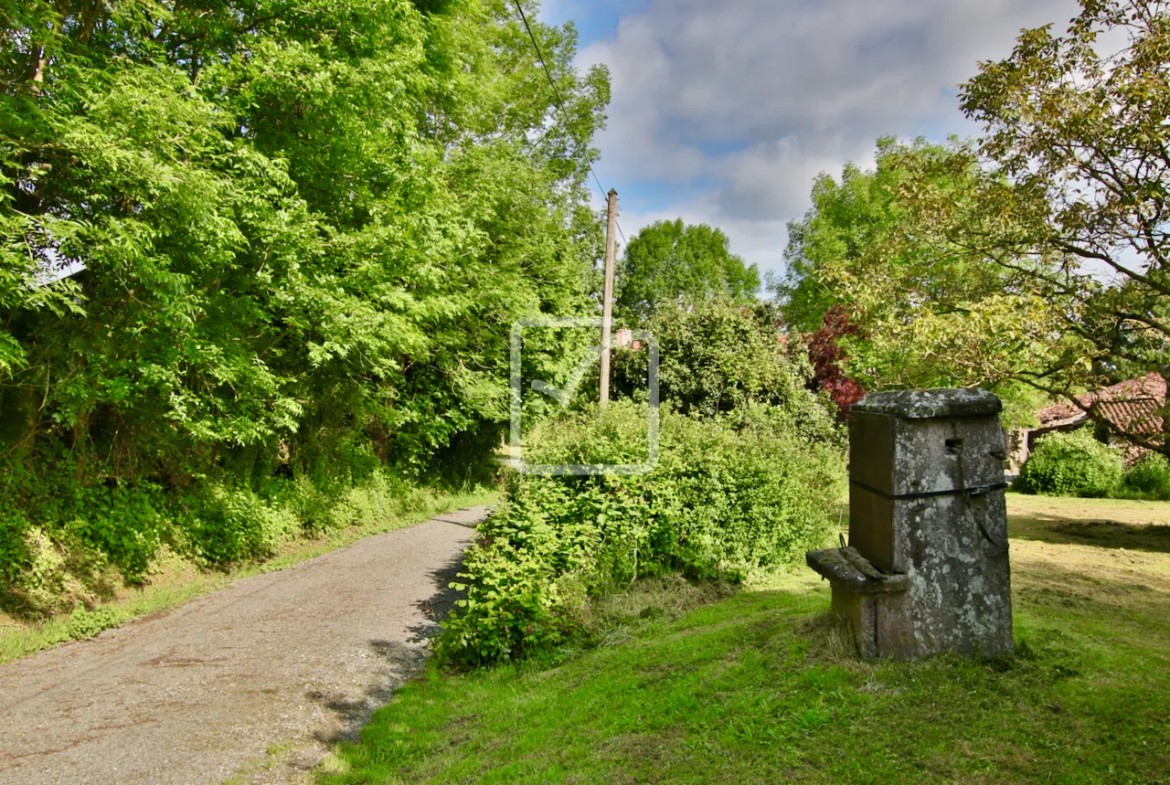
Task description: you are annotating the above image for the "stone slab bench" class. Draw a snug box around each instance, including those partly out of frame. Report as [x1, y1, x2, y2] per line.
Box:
[806, 546, 910, 596]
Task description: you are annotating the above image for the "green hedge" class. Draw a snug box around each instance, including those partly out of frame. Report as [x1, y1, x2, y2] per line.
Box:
[1016, 429, 1123, 497]
[436, 401, 846, 666]
[1119, 452, 1170, 500]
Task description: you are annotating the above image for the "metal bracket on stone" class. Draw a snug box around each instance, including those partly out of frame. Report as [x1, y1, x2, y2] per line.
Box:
[806, 547, 910, 596]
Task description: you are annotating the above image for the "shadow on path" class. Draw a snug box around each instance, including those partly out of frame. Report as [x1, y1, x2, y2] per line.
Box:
[309, 549, 470, 745]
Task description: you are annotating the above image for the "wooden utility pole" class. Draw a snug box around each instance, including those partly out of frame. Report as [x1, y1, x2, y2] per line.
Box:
[600, 189, 618, 408]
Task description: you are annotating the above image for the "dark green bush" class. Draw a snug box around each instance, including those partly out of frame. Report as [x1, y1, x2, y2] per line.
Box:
[1119, 452, 1170, 500]
[0, 470, 175, 616]
[436, 401, 846, 666]
[1015, 429, 1123, 497]
[66, 483, 168, 584]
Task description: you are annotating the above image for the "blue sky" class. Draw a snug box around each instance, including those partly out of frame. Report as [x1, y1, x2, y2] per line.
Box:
[538, 0, 1084, 281]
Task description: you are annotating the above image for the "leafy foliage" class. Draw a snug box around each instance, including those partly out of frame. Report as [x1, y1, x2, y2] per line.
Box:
[0, 0, 609, 608]
[1015, 430, 1123, 498]
[436, 401, 846, 666]
[774, 138, 1061, 412]
[606, 301, 838, 439]
[616, 219, 760, 320]
[64, 606, 124, 641]
[1119, 452, 1170, 501]
[773, 143, 916, 336]
[797, 306, 866, 420]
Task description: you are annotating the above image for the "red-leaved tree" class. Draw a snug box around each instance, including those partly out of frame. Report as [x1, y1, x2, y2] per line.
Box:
[803, 306, 866, 419]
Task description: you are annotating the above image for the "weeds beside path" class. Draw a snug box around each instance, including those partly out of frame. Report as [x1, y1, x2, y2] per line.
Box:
[0, 505, 491, 785]
[0, 488, 495, 665]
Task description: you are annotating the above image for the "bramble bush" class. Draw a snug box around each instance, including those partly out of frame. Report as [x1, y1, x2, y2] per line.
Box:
[1015, 430, 1123, 497]
[436, 401, 846, 667]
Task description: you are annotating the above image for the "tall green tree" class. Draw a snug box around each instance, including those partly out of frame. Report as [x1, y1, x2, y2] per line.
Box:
[774, 137, 1060, 426]
[773, 140, 911, 335]
[840, 0, 1170, 449]
[781, 0, 1170, 445]
[952, 0, 1170, 452]
[615, 219, 759, 320]
[776, 138, 1010, 343]
[0, 0, 611, 584]
[0, 0, 611, 480]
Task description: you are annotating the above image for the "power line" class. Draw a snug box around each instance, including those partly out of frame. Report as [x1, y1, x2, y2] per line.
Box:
[511, 0, 627, 245]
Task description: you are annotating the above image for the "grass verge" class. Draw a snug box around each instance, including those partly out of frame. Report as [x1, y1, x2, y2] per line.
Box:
[0, 485, 498, 666]
[316, 495, 1170, 785]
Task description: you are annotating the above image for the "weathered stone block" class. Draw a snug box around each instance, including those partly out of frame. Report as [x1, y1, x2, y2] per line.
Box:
[808, 388, 1014, 660]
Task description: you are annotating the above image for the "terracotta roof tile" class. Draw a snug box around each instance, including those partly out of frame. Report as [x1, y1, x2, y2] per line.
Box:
[1037, 373, 1167, 433]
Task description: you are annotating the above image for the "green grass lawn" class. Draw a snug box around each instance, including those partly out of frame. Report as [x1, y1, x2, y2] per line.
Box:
[316, 495, 1170, 785]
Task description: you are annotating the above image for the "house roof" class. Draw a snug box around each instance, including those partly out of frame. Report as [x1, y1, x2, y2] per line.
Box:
[1037, 373, 1167, 435]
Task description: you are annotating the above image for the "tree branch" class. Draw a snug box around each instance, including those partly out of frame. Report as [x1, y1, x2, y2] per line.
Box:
[1053, 239, 1170, 297]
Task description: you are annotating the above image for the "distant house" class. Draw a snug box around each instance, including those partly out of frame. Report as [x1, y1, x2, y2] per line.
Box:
[613, 328, 644, 351]
[1007, 373, 1167, 471]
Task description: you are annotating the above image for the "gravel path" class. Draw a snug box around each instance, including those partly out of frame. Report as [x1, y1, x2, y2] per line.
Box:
[0, 506, 488, 785]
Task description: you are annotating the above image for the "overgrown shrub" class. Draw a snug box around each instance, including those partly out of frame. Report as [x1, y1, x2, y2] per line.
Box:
[605, 301, 837, 435]
[1016, 429, 1123, 497]
[436, 401, 846, 666]
[180, 484, 300, 567]
[1119, 452, 1170, 500]
[0, 464, 477, 618]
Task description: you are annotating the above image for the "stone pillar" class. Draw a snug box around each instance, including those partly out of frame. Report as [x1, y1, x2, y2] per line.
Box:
[808, 388, 1014, 660]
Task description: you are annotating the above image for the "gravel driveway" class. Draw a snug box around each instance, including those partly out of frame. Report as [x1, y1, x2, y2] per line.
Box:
[0, 506, 488, 785]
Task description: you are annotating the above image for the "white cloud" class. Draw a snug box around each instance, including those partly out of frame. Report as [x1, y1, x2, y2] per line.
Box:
[717, 137, 870, 222]
[616, 197, 791, 277]
[580, 0, 1084, 277]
